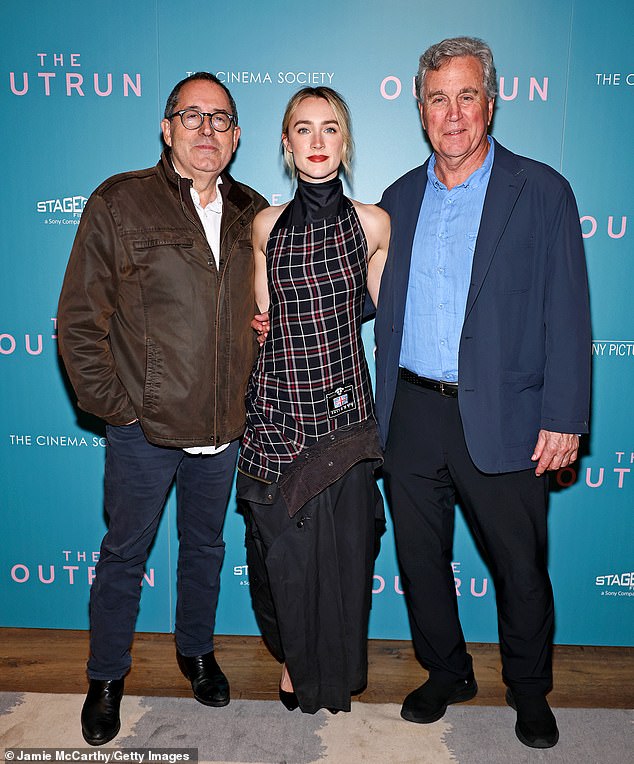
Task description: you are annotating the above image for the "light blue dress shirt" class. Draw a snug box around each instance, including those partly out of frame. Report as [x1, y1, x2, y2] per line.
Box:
[399, 138, 494, 382]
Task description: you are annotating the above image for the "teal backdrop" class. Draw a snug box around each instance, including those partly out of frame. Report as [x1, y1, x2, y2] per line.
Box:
[1, 0, 632, 646]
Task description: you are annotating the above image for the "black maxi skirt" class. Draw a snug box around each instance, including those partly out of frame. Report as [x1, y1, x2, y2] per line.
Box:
[237, 460, 384, 713]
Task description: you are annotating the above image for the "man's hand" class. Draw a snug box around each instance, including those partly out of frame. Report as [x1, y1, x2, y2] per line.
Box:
[251, 312, 270, 346]
[531, 429, 579, 476]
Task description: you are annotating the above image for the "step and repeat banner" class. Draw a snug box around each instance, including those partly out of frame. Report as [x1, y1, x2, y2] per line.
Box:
[1, 0, 632, 646]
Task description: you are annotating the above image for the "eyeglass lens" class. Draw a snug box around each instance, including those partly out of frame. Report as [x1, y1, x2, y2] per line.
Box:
[179, 110, 232, 131]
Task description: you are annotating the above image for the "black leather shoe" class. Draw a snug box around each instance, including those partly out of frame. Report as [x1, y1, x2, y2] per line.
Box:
[177, 650, 230, 707]
[81, 678, 124, 746]
[401, 675, 478, 724]
[506, 689, 559, 748]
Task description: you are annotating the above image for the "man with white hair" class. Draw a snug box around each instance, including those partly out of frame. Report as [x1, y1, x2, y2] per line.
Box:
[374, 37, 591, 748]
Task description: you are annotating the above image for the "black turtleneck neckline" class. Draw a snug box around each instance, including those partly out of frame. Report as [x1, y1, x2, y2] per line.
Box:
[274, 176, 346, 231]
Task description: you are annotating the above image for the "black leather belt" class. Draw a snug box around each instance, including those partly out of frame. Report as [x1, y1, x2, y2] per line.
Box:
[400, 368, 458, 397]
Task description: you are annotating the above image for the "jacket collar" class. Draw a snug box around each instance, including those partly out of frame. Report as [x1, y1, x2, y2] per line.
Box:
[160, 149, 253, 213]
[160, 149, 187, 192]
[396, 140, 526, 320]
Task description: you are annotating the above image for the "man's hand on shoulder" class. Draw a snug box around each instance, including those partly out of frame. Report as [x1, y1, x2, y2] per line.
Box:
[531, 429, 580, 476]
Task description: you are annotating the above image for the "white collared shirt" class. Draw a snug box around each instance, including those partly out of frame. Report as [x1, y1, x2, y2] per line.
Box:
[190, 177, 223, 268]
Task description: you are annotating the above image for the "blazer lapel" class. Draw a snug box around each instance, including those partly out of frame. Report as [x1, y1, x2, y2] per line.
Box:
[393, 163, 429, 323]
[465, 141, 526, 319]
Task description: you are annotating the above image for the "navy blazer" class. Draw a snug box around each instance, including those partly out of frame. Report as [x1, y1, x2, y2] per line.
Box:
[374, 139, 591, 473]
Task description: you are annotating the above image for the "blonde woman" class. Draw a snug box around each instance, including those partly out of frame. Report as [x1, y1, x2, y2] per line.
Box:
[237, 87, 389, 714]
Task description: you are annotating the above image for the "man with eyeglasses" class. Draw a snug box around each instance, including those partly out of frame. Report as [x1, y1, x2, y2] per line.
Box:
[58, 72, 267, 746]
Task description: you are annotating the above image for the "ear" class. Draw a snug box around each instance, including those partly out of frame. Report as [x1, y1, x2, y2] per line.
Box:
[161, 118, 173, 147]
[487, 98, 495, 127]
[282, 133, 292, 153]
[418, 101, 427, 132]
[232, 125, 241, 153]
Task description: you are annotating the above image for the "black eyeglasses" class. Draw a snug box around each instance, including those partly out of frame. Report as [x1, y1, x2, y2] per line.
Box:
[168, 109, 236, 132]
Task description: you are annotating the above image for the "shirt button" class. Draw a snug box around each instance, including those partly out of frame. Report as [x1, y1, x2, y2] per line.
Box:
[328, 461, 334, 467]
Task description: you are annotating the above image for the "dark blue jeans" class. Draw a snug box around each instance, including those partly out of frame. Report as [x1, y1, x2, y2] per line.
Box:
[87, 422, 239, 680]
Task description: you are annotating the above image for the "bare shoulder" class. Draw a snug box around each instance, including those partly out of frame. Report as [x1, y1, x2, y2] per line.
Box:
[254, 203, 289, 239]
[253, 203, 289, 254]
[351, 199, 390, 232]
[351, 201, 390, 253]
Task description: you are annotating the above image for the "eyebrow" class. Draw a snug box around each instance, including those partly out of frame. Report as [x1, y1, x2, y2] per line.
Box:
[292, 119, 339, 126]
[179, 104, 230, 113]
[427, 86, 479, 98]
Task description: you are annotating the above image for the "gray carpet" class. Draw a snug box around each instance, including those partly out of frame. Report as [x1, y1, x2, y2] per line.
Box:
[1, 692, 632, 763]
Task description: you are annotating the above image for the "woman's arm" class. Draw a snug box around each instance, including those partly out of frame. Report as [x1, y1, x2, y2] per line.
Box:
[353, 202, 390, 307]
[252, 206, 286, 312]
[251, 205, 289, 337]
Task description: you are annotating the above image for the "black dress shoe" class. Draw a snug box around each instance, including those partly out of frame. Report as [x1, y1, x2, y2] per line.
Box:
[506, 689, 559, 748]
[81, 678, 124, 746]
[401, 675, 478, 724]
[177, 650, 230, 707]
[278, 686, 299, 711]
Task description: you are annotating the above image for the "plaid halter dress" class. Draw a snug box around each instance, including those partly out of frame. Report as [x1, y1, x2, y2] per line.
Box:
[239, 197, 375, 484]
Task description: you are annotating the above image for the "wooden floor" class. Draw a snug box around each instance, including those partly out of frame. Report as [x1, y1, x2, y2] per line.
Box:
[1, 628, 632, 708]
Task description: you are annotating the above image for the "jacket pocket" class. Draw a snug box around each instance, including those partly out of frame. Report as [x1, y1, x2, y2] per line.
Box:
[131, 233, 194, 250]
[501, 370, 543, 446]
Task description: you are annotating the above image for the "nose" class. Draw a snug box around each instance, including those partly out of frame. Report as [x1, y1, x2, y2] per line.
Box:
[200, 115, 215, 135]
[447, 98, 463, 121]
[311, 133, 324, 150]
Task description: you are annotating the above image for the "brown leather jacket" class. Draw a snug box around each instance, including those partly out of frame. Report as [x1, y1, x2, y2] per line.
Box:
[58, 151, 268, 447]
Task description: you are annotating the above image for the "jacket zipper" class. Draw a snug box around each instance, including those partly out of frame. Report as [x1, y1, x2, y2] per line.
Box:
[178, 180, 250, 446]
[212, 212, 248, 444]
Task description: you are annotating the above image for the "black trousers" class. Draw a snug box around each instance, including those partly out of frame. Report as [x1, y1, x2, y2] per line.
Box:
[238, 461, 382, 713]
[383, 376, 553, 696]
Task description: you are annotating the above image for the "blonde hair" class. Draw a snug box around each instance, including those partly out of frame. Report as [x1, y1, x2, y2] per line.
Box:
[281, 87, 354, 177]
